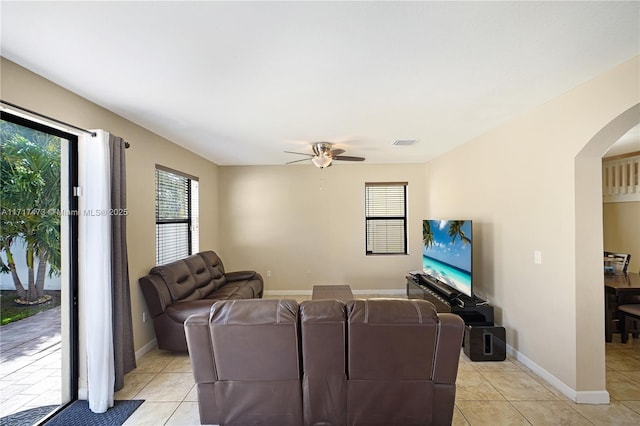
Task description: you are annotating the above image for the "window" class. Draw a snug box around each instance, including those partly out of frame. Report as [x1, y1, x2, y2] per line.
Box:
[365, 182, 407, 255]
[155, 166, 199, 265]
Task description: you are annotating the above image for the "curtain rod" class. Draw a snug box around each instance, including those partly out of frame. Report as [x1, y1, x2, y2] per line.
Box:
[1, 99, 130, 148]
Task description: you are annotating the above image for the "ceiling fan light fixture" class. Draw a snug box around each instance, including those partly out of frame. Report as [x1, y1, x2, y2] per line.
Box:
[311, 155, 332, 169]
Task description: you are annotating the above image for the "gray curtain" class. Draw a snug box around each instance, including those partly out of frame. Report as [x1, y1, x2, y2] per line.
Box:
[109, 135, 136, 391]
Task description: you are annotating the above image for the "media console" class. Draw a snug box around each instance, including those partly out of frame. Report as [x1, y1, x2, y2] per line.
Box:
[406, 274, 493, 326]
[406, 274, 505, 361]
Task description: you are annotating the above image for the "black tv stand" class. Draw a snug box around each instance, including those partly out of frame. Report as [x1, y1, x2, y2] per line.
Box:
[406, 274, 494, 326]
[453, 295, 478, 309]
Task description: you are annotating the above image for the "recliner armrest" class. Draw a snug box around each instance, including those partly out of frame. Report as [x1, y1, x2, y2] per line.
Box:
[433, 313, 465, 384]
[139, 274, 173, 318]
[225, 270, 261, 282]
[185, 312, 218, 384]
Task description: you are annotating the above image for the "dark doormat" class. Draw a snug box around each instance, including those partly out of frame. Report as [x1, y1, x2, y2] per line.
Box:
[0, 405, 58, 426]
[43, 400, 144, 426]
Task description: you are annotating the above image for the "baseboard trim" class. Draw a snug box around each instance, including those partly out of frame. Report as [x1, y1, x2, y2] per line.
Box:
[506, 344, 610, 404]
[263, 289, 312, 296]
[575, 390, 611, 404]
[135, 338, 158, 361]
[352, 289, 406, 296]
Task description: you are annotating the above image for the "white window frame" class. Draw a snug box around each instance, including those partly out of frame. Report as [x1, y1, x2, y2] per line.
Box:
[155, 165, 199, 265]
[365, 182, 408, 255]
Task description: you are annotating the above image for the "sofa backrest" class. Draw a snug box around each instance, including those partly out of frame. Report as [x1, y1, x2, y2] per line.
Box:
[146, 251, 227, 305]
[198, 251, 227, 292]
[183, 254, 218, 297]
[149, 258, 200, 302]
[299, 298, 464, 426]
[186, 299, 303, 425]
[345, 298, 463, 425]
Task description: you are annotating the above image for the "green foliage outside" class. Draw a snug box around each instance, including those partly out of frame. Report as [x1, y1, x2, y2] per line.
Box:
[0, 119, 62, 307]
[0, 290, 61, 325]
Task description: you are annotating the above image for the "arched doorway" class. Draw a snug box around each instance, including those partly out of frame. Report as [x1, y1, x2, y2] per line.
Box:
[574, 103, 639, 400]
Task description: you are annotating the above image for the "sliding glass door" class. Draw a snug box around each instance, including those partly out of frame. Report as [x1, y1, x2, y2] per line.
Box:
[0, 113, 78, 424]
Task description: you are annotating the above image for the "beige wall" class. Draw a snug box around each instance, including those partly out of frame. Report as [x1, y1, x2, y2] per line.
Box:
[0, 58, 220, 355]
[219, 164, 425, 292]
[603, 201, 640, 273]
[425, 56, 639, 399]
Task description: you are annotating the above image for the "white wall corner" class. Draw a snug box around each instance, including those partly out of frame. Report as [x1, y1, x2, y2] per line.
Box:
[506, 344, 609, 404]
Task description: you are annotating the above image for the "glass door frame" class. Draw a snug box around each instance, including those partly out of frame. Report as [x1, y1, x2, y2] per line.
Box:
[1, 111, 79, 410]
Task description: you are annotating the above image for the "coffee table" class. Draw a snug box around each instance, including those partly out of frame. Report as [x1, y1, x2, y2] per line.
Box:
[311, 285, 354, 301]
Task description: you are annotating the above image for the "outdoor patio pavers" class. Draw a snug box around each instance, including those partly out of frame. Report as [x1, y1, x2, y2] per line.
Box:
[0, 306, 62, 417]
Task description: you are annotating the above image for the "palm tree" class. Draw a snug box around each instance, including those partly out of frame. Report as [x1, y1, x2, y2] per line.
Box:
[0, 125, 61, 304]
[448, 220, 471, 246]
[423, 220, 435, 248]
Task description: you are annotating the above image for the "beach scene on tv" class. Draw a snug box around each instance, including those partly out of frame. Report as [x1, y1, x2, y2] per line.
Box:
[422, 220, 472, 297]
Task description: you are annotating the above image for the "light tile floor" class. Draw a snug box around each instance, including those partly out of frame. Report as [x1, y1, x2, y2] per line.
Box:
[118, 333, 640, 426]
[2, 298, 640, 425]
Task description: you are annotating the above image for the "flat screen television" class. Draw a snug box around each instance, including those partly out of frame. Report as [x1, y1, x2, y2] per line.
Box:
[422, 220, 473, 298]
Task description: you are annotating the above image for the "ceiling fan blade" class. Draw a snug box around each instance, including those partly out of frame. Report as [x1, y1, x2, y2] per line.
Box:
[285, 158, 312, 165]
[330, 148, 345, 156]
[333, 155, 365, 161]
[284, 150, 314, 157]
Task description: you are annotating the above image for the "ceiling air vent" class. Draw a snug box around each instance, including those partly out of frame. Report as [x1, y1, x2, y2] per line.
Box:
[392, 139, 417, 146]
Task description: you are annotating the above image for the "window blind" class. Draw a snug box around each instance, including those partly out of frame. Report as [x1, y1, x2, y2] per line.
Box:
[365, 183, 407, 255]
[155, 167, 198, 265]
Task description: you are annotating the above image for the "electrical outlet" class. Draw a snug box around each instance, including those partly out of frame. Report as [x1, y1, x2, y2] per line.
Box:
[266, 270, 271, 278]
[534, 250, 542, 265]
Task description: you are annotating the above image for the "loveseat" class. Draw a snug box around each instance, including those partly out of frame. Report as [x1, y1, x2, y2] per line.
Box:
[184, 298, 464, 425]
[139, 250, 263, 352]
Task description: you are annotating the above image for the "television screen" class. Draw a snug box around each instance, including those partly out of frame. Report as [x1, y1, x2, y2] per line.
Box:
[422, 220, 473, 298]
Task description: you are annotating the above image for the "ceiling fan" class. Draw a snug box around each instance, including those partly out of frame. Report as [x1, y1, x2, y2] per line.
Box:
[285, 142, 366, 169]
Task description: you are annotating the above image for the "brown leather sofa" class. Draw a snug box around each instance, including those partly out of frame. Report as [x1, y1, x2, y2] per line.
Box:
[184, 298, 464, 426]
[139, 250, 263, 352]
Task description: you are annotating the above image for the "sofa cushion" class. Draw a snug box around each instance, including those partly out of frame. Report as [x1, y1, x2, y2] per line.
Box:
[225, 271, 263, 298]
[150, 259, 198, 302]
[346, 299, 439, 381]
[183, 254, 217, 297]
[166, 299, 219, 323]
[209, 299, 300, 380]
[198, 251, 227, 291]
[220, 281, 256, 299]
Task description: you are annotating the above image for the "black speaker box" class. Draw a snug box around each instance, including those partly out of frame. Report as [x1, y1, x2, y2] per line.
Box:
[463, 325, 506, 361]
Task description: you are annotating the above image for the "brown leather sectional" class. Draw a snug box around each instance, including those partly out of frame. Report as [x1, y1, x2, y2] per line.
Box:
[139, 251, 263, 352]
[184, 298, 465, 426]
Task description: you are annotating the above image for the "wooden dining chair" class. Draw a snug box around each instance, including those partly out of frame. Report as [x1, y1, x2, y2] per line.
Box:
[604, 252, 631, 275]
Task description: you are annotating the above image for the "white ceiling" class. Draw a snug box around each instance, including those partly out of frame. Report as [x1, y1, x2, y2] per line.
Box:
[1, 1, 639, 165]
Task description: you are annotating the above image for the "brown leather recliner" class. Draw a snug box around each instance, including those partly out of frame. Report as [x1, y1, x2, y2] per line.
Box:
[184, 299, 303, 426]
[300, 299, 464, 426]
[185, 298, 464, 426]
